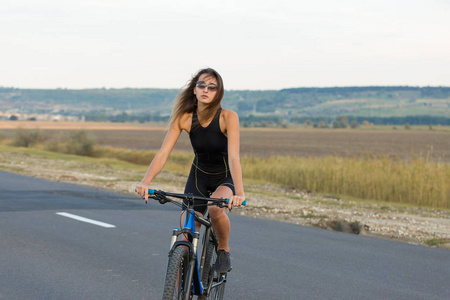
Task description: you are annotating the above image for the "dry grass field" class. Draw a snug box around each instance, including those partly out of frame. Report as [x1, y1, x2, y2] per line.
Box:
[1, 121, 449, 162]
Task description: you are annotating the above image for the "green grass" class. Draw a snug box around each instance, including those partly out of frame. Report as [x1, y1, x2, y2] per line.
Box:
[424, 238, 450, 247]
[0, 165, 26, 173]
[0, 144, 149, 173]
[1, 144, 91, 161]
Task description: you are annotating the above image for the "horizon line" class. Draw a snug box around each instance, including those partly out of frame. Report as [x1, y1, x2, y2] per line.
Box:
[1, 85, 450, 92]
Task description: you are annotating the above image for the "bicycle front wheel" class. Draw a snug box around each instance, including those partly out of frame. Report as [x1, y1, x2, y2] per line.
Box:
[162, 246, 190, 300]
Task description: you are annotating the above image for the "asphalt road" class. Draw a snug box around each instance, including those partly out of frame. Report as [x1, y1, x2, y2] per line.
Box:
[1, 171, 449, 299]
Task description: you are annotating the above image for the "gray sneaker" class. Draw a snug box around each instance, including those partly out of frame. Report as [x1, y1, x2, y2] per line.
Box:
[215, 250, 232, 273]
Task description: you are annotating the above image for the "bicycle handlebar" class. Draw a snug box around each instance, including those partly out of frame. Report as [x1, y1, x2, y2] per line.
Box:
[148, 189, 247, 206]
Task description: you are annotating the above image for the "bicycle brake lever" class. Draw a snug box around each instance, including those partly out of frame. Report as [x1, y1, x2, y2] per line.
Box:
[155, 195, 168, 204]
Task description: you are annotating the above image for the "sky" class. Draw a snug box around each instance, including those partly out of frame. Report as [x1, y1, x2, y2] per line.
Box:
[1, 0, 449, 90]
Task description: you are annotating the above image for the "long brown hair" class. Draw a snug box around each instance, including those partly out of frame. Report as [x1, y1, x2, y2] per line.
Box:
[169, 68, 224, 130]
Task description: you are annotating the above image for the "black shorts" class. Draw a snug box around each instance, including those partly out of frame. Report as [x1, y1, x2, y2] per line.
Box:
[183, 162, 235, 215]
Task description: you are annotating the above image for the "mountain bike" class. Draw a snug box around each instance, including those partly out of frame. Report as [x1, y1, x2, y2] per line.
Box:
[146, 189, 246, 300]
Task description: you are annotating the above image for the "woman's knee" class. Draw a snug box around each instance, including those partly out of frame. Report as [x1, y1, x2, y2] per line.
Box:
[208, 206, 226, 219]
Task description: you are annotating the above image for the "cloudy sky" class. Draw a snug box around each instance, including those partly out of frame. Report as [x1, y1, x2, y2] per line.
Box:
[1, 0, 449, 90]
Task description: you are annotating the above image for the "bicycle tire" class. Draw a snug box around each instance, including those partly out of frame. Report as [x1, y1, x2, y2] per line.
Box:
[162, 246, 190, 300]
[198, 241, 226, 300]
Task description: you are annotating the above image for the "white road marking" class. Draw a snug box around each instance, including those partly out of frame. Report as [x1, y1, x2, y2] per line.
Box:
[56, 212, 116, 228]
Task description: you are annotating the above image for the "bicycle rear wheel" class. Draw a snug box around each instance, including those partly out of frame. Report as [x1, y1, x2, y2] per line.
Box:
[162, 246, 190, 300]
[199, 241, 226, 300]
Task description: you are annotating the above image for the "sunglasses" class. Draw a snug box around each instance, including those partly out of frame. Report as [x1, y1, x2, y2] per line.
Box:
[196, 81, 218, 92]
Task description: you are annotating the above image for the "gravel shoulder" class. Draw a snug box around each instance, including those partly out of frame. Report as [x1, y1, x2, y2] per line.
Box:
[1, 150, 449, 249]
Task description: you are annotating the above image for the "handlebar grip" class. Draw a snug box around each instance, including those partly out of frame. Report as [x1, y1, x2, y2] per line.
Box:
[225, 199, 247, 206]
[134, 188, 155, 195]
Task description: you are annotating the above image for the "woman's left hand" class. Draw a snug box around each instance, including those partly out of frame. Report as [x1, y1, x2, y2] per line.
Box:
[228, 195, 246, 210]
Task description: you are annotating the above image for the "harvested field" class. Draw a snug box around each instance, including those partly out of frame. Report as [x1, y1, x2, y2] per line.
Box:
[1, 121, 449, 161]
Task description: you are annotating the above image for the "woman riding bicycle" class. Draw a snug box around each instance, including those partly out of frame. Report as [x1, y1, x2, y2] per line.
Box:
[136, 68, 245, 273]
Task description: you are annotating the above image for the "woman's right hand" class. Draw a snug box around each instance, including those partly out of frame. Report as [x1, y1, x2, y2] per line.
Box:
[136, 181, 151, 203]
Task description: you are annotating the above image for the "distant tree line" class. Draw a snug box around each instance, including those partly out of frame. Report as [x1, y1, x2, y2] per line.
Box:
[291, 115, 450, 126]
[280, 86, 450, 98]
[83, 112, 169, 123]
[350, 115, 449, 126]
[60, 112, 450, 126]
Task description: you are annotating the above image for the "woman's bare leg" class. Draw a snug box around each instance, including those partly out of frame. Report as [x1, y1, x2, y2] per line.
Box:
[208, 186, 233, 251]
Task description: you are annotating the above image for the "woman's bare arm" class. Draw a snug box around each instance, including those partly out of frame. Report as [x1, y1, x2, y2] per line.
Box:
[136, 113, 190, 201]
[223, 109, 245, 208]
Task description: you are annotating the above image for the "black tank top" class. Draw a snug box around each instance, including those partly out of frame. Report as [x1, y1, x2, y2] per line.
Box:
[189, 108, 229, 170]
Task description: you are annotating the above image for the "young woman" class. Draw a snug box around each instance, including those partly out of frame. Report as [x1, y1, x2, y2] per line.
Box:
[136, 68, 245, 272]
